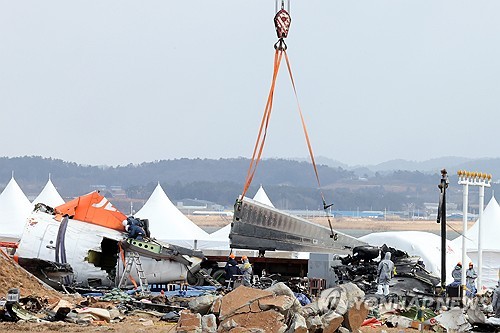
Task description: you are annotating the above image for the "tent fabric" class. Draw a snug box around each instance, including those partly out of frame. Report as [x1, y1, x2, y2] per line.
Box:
[253, 185, 274, 208]
[198, 223, 231, 250]
[135, 183, 209, 248]
[55, 191, 126, 231]
[0, 177, 33, 239]
[360, 231, 468, 285]
[452, 196, 500, 289]
[32, 178, 65, 207]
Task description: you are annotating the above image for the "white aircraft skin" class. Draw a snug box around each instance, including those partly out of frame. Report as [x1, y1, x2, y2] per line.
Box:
[17, 210, 202, 287]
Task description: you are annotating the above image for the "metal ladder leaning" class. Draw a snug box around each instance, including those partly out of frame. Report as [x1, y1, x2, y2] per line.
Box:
[118, 251, 149, 294]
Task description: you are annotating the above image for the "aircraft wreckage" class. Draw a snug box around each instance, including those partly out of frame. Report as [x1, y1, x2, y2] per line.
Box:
[229, 197, 443, 301]
[13, 192, 444, 298]
[16, 191, 204, 290]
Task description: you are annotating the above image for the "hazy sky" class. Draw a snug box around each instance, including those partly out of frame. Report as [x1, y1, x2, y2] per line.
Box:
[1, 1, 499, 167]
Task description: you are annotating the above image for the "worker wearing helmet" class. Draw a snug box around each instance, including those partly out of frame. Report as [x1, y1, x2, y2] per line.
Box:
[123, 216, 146, 240]
[466, 262, 477, 297]
[224, 253, 242, 289]
[239, 255, 253, 287]
[452, 262, 462, 284]
[376, 252, 394, 296]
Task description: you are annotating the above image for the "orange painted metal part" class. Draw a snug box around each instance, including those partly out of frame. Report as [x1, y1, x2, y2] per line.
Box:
[54, 191, 127, 231]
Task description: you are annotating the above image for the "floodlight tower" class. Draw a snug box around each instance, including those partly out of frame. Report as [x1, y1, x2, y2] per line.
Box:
[457, 170, 492, 293]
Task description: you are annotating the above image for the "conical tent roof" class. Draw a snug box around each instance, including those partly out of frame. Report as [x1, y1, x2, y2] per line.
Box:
[253, 185, 274, 208]
[135, 183, 209, 248]
[454, 196, 500, 252]
[0, 177, 33, 239]
[197, 223, 231, 250]
[32, 178, 65, 207]
[199, 185, 275, 250]
[452, 196, 500, 288]
[209, 223, 231, 241]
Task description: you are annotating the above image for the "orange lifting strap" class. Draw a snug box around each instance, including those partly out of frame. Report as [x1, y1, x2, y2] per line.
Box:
[240, 3, 336, 238]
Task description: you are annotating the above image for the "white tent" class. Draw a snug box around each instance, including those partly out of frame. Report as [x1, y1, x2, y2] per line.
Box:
[253, 185, 274, 208]
[32, 177, 65, 207]
[197, 223, 232, 250]
[135, 183, 209, 249]
[452, 196, 500, 289]
[198, 185, 275, 250]
[360, 231, 468, 285]
[0, 177, 33, 240]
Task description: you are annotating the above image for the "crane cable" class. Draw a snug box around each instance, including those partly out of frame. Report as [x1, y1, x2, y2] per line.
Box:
[240, 2, 337, 240]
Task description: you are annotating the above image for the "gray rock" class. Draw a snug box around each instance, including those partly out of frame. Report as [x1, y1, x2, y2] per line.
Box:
[201, 313, 217, 333]
[285, 313, 307, 333]
[188, 294, 218, 314]
[300, 301, 320, 317]
[306, 314, 323, 332]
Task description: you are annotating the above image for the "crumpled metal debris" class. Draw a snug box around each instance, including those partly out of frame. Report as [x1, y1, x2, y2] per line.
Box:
[333, 244, 441, 298]
[433, 307, 472, 332]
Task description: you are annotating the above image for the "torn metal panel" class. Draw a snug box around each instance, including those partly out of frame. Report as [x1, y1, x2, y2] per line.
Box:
[433, 307, 472, 332]
[230, 197, 366, 254]
[17, 257, 73, 291]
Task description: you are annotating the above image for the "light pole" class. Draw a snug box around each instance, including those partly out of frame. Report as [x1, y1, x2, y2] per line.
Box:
[457, 170, 492, 294]
[437, 169, 448, 291]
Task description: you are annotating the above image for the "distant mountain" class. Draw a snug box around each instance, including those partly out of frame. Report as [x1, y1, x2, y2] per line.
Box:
[291, 156, 349, 169]
[293, 156, 480, 174]
[361, 157, 473, 173]
[294, 156, 497, 177]
[0, 155, 498, 212]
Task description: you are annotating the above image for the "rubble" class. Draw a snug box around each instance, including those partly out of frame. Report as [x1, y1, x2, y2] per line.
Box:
[333, 245, 441, 298]
[433, 307, 472, 332]
[1, 243, 500, 333]
[177, 310, 202, 333]
[174, 282, 371, 333]
[201, 313, 217, 332]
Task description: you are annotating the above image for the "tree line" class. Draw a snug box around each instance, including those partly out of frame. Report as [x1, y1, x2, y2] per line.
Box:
[1, 156, 496, 211]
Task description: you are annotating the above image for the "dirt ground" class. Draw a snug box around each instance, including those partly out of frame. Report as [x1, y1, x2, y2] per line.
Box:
[0, 250, 61, 304]
[0, 318, 177, 332]
[0, 318, 432, 332]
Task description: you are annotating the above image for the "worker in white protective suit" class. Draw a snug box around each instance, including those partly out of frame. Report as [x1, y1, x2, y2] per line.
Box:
[466, 262, 477, 298]
[376, 252, 394, 296]
[239, 255, 253, 287]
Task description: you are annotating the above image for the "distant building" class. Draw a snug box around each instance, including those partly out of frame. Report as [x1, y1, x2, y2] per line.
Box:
[90, 185, 107, 191]
[177, 198, 225, 214]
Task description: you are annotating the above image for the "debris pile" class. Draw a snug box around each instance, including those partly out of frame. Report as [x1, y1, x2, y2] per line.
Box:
[1, 246, 500, 332]
[177, 282, 369, 332]
[334, 245, 440, 297]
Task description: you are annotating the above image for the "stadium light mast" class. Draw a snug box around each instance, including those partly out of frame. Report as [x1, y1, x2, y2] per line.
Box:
[457, 170, 492, 294]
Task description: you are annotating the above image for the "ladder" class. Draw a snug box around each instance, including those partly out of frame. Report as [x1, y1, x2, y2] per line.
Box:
[118, 251, 149, 294]
[195, 269, 222, 288]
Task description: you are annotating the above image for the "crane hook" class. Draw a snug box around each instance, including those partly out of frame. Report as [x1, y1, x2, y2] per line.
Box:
[273, 4, 291, 50]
